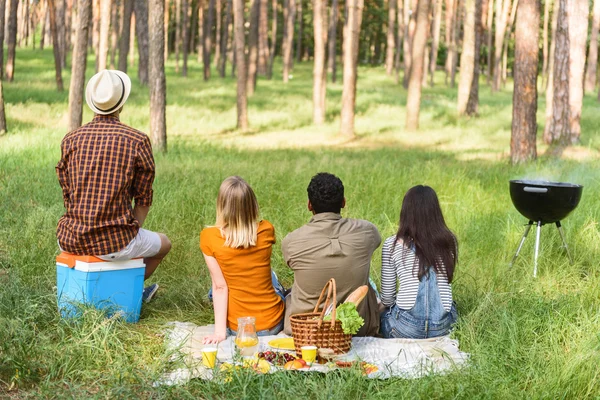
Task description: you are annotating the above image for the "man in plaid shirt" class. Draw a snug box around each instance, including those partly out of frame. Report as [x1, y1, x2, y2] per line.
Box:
[56, 70, 171, 302]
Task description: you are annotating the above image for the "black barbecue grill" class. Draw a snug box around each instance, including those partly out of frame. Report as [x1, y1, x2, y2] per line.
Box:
[509, 180, 583, 277]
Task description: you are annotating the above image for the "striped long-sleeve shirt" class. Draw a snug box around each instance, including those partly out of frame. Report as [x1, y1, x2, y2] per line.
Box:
[380, 236, 453, 312]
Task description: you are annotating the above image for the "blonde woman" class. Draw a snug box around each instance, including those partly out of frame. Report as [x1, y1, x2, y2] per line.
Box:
[200, 176, 285, 344]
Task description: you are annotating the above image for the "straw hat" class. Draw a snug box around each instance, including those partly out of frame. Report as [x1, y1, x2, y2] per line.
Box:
[85, 70, 131, 115]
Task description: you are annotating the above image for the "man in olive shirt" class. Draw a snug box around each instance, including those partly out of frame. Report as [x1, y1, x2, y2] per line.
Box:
[282, 173, 382, 336]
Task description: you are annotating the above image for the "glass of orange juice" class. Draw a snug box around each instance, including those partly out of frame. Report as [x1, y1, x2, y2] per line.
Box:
[235, 316, 259, 357]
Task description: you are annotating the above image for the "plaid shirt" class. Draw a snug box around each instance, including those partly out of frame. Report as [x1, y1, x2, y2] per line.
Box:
[56, 115, 155, 255]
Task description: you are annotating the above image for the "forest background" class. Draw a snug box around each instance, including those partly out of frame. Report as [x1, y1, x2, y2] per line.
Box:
[2, 0, 600, 397]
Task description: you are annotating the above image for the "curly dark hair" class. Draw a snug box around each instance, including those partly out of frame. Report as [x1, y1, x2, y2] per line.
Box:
[307, 172, 345, 214]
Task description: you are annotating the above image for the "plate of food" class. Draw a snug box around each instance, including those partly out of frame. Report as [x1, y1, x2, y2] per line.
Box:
[267, 337, 295, 351]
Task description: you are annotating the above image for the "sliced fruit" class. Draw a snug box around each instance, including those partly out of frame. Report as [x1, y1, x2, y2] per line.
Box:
[296, 359, 307, 367]
[283, 359, 305, 370]
[283, 360, 295, 370]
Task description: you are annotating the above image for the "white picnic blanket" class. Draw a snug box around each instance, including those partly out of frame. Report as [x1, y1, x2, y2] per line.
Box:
[155, 321, 469, 386]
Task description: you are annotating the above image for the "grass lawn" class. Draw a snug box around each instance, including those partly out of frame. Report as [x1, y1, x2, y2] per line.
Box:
[2, 49, 600, 398]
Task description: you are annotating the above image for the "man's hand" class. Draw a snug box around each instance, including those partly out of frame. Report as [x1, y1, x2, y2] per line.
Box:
[202, 333, 227, 345]
[133, 205, 150, 227]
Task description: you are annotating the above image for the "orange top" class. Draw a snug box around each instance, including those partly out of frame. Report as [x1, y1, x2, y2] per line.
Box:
[200, 220, 284, 332]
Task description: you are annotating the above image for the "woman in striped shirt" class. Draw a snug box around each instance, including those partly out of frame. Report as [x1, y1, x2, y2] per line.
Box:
[380, 185, 458, 339]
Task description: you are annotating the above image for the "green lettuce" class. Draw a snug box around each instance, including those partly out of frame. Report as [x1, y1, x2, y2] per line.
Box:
[323, 302, 364, 335]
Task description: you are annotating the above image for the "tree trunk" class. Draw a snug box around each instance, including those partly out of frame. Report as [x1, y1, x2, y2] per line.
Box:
[450, 0, 464, 87]
[444, 0, 454, 85]
[231, 34, 236, 76]
[175, 0, 181, 73]
[328, 0, 339, 82]
[189, 1, 198, 53]
[247, 0, 260, 94]
[267, 0, 277, 78]
[491, 0, 510, 91]
[67, 0, 74, 54]
[585, 0, 600, 93]
[109, 0, 119, 69]
[0, 79, 6, 134]
[46, 4, 53, 47]
[385, 0, 396, 75]
[93, 0, 100, 70]
[296, 0, 303, 62]
[485, 0, 493, 83]
[30, 0, 36, 50]
[149, 0, 167, 152]
[18, 0, 26, 46]
[134, 0, 149, 84]
[313, 0, 327, 124]
[182, 0, 190, 76]
[340, 0, 364, 137]
[457, 0, 481, 116]
[233, 0, 248, 129]
[68, 0, 91, 130]
[197, 1, 204, 63]
[374, 0, 384, 63]
[449, 0, 461, 87]
[258, 0, 269, 74]
[428, 0, 442, 85]
[41, 2, 48, 50]
[541, 0, 550, 88]
[97, 0, 110, 70]
[403, 0, 417, 88]
[0, 0, 7, 133]
[203, 0, 216, 80]
[48, 0, 64, 91]
[422, 42, 430, 86]
[393, 0, 403, 81]
[510, 0, 539, 163]
[543, 0, 559, 140]
[215, 0, 222, 66]
[25, 0, 29, 45]
[164, 0, 169, 60]
[544, 0, 569, 146]
[56, 0, 66, 68]
[129, 14, 136, 66]
[500, 0, 517, 87]
[118, 0, 133, 72]
[282, 0, 296, 82]
[405, 0, 431, 130]
[567, 0, 588, 144]
[6, 0, 18, 81]
[0, 0, 5, 79]
[220, 0, 232, 77]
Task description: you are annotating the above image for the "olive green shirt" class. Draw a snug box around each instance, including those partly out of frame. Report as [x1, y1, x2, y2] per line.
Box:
[282, 212, 382, 337]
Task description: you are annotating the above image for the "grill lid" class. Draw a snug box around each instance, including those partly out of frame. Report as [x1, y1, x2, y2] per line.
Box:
[509, 180, 583, 224]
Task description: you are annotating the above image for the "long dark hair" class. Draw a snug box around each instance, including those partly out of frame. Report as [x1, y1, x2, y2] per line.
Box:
[395, 185, 457, 283]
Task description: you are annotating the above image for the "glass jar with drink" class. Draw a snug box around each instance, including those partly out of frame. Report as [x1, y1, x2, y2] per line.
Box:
[235, 316, 259, 357]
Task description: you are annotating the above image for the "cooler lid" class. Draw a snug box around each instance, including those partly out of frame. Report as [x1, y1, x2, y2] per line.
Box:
[56, 252, 144, 271]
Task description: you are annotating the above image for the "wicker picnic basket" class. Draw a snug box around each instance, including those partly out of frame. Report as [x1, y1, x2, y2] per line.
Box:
[289, 278, 352, 355]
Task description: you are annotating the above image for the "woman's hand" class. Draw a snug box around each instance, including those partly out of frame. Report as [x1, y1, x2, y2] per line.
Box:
[202, 333, 227, 345]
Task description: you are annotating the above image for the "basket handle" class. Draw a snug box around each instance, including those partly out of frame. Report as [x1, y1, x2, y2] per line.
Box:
[313, 278, 337, 330]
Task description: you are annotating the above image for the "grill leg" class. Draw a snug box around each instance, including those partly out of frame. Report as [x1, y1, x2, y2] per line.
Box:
[533, 221, 542, 278]
[556, 221, 574, 265]
[511, 221, 533, 266]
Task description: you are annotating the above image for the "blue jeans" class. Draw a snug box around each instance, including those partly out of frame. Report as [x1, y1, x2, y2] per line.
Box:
[208, 270, 286, 336]
[380, 269, 457, 339]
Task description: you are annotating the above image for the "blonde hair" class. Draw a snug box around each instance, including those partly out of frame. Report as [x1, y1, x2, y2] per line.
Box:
[215, 176, 259, 249]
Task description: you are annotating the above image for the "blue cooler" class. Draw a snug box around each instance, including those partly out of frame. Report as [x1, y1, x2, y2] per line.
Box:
[56, 253, 146, 323]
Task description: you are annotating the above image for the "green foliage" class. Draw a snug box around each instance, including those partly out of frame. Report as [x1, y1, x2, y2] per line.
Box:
[324, 303, 365, 334]
[1, 49, 600, 398]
